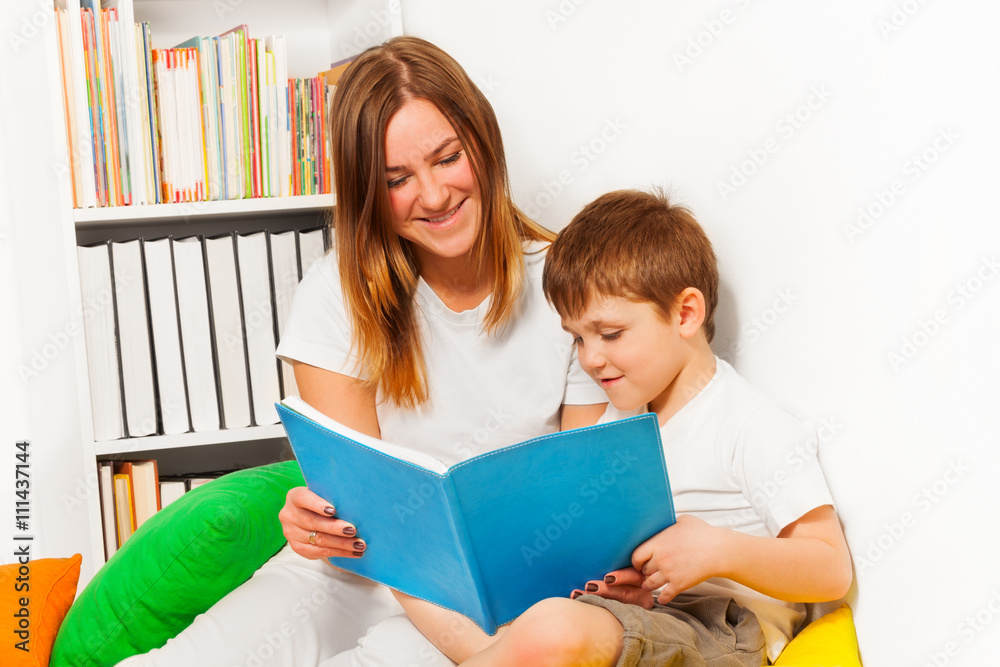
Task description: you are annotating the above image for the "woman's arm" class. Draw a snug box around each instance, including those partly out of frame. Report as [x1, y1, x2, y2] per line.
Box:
[278, 361, 379, 560]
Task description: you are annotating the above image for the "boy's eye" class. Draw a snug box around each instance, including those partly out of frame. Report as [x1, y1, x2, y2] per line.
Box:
[601, 330, 623, 341]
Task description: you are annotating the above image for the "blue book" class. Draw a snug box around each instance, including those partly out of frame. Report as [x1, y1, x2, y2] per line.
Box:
[276, 397, 675, 634]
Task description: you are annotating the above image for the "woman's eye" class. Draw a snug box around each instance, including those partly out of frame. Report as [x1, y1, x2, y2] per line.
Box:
[439, 151, 462, 166]
[387, 175, 408, 189]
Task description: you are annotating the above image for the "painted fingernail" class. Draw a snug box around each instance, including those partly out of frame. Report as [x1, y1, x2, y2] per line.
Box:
[323, 506, 336, 516]
[585, 583, 599, 592]
[343, 526, 356, 536]
[353, 541, 366, 550]
[570, 591, 580, 600]
[352, 551, 364, 557]
[604, 575, 616, 584]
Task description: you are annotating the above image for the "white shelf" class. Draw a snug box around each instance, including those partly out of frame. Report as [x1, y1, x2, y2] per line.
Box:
[94, 424, 287, 456]
[73, 194, 335, 227]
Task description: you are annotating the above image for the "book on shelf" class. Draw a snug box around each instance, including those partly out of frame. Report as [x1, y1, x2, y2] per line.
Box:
[277, 396, 676, 635]
[265, 35, 291, 198]
[323, 54, 357, 87]
[236, 231, 281, 425]
[110, 239, 157, 437]
[99, 459, 233, 553]
[79, 226, 325, 440]
[159, 471, 229, 493]
[114, 459, 161, 531]
[172, 236, 222, 432]
[142, 238, 191, 435]
[112, 473, 134, 546]
[97, 462, 117, 559]
[53, 4, 331, 209]
[78, 242, 125, 441]
[298, 226, 327, 276]
[159, 479, 187, 508]
[151, 46, 206, 203]
[268, 229, 300, 397]
[204, 233, 252, 430]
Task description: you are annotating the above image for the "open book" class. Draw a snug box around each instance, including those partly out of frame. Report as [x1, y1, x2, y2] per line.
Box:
[277, 396, 675, 634]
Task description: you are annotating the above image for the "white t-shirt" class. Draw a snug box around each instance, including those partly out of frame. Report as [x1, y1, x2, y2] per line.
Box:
[599, 357, 835, 661]
[276, 241, 606, 467]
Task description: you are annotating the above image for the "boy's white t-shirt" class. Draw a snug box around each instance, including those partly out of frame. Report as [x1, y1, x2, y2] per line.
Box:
[599, 357, 835, 661]
[276, 241, 606, 467]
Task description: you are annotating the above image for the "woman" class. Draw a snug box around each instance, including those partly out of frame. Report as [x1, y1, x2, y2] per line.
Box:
[122, 36, 605, 666]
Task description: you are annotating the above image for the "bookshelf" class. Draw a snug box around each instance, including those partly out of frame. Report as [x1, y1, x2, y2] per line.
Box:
[29, 0, 401, 575]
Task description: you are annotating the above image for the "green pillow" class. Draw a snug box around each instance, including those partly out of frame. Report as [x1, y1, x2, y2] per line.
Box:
[51, 460, 305, 667]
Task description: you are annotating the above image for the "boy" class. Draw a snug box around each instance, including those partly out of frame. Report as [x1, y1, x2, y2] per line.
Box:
[402, 189, 853, 666]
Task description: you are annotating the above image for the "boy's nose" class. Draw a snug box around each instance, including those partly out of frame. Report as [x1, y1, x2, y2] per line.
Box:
[579, 345, 605, 372]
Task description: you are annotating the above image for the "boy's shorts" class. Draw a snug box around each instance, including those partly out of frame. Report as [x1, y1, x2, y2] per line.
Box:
[576, 593, 766, 667]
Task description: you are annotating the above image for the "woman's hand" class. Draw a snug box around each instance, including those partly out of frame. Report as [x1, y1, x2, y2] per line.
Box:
[284, 363, 380, 560]
[279, 486, 366, 560]
[570, 566, 654, 609]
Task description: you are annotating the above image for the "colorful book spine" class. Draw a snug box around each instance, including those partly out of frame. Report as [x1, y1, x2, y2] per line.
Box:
[53, 14, 331, 208]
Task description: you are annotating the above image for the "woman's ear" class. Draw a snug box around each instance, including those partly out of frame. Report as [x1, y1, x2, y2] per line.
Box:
[675, 287, 707, 338]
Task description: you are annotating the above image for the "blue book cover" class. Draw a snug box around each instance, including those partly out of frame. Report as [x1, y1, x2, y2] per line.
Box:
[277, 397, 675, 634]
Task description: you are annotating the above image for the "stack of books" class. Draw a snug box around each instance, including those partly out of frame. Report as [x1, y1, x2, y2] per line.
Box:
[97, 458, 227, 559]
[77, 227, 329, 441]
[53, 0, 334, 209]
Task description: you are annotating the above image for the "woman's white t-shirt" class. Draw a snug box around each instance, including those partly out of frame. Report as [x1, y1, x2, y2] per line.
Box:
[276, 241, 606, 467]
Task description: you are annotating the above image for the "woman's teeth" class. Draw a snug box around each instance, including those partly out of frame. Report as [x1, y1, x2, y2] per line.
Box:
[425, 203, 461, 223]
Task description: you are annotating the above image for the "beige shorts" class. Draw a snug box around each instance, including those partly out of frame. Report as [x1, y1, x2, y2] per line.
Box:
[577, 593, 766, 667]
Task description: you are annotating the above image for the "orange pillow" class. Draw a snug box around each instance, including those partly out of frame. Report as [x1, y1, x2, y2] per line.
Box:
[0, 554, 82, 667]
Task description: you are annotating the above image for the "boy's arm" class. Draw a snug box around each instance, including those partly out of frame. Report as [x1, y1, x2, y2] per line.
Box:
[560, 402, 607, 430]
[595, 504, 852, 605]
[640, 504, 852, 603]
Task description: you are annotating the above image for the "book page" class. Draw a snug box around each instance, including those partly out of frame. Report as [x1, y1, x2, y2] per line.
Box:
[280, 396, 448, 474]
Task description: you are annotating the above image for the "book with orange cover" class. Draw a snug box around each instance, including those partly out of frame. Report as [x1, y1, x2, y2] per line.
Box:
[114, 460, 161, 531]
[112, 473, 134, 546]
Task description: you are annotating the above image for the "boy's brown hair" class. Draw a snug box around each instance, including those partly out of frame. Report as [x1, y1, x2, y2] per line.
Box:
[543, 188, 719, 342]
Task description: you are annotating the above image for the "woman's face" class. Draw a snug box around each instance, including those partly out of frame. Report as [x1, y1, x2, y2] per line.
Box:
[384, 98, 482, 268]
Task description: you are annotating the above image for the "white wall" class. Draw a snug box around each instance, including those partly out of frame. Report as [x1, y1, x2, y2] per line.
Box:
[1, 0, 98, 577]
[401, 1, 1000, 665]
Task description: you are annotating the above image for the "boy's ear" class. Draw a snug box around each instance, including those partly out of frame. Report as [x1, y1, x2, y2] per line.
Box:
[676, 287, 707, 338]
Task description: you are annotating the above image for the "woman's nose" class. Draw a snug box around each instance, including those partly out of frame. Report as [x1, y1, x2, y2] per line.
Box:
[416, 173, 449, 212]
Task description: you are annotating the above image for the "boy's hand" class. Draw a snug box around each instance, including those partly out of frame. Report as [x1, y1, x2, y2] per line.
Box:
[570, 567, 654, 609]
[631, 514, 728, 605]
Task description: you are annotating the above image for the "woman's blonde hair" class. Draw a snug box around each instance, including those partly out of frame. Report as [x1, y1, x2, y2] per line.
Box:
[331, 36, 553, 408]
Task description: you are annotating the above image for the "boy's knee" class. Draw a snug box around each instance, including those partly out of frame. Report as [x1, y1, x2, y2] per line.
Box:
[506, 598, 622, 667]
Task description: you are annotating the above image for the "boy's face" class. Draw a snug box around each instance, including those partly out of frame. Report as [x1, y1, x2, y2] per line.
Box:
[561, 295, 689, 414]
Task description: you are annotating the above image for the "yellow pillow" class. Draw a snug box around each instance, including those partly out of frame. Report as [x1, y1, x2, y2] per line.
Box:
[0, 554, 82, 667]
[773, 605, 862, 667]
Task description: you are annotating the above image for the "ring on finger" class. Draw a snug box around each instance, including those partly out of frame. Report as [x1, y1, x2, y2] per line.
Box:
[308, 530, 318, 546]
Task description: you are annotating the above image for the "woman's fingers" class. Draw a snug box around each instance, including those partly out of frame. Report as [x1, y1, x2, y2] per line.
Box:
[279, 487, 362, 559]
[296, 526, 367, 559]
[568, 567, 656, 610]
[603, 567, 645, 587]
